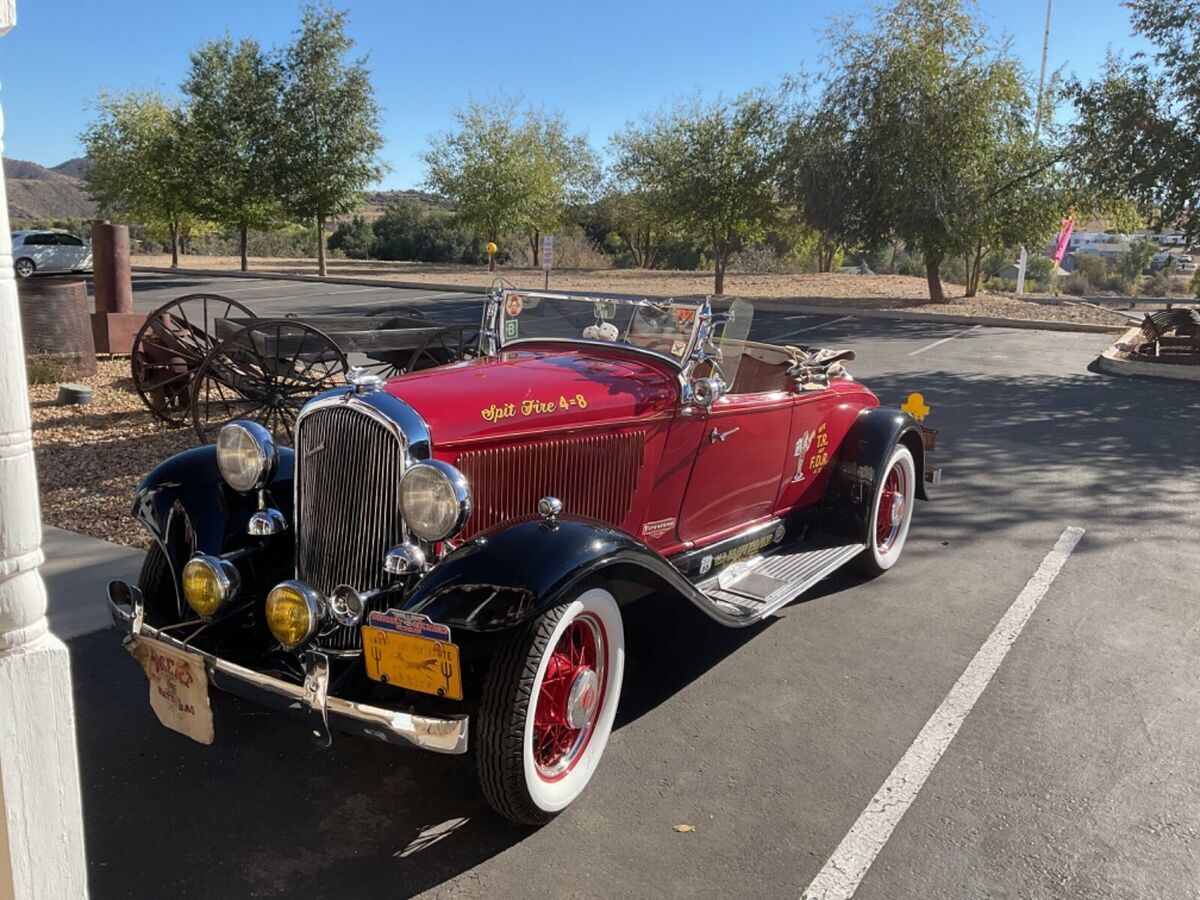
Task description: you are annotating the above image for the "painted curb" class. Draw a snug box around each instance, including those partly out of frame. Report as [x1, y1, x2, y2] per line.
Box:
[1096, 326, 1200, 382]
[133, 265, 1124, 334]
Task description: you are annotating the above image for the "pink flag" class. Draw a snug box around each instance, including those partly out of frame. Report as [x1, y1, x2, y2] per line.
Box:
[1052, 217, 1075, 265]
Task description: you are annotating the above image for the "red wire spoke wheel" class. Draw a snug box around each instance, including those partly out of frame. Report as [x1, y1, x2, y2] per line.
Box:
[856, 443, 916, 576]
[478, 586, 625, 825]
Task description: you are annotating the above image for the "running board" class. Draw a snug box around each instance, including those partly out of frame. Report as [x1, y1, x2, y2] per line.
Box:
[693, 543, 865, 624]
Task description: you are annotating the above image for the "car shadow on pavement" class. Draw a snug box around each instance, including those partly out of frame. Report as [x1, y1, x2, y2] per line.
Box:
[70, 593, 778, 899]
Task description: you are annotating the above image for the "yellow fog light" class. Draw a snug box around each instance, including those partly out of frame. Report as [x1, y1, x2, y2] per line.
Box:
[265, 580, 324, 649]
[182, 555, 238, 619]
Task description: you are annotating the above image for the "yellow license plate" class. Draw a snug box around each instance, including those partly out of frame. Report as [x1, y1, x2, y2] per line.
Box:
[362, 626, 462, 700]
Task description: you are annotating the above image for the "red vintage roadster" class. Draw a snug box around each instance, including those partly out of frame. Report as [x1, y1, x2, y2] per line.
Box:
[108, 288, 934, 824]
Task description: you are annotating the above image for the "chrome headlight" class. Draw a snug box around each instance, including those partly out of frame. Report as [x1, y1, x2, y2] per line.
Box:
[216, 421, 278, 493]
[399, 460, 471, 542]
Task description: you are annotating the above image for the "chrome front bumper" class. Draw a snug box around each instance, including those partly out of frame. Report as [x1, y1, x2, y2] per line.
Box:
[106, 581, 468, 755]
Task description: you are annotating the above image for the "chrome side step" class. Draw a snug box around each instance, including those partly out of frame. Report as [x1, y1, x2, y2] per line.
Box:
[693, 543, 865, 625]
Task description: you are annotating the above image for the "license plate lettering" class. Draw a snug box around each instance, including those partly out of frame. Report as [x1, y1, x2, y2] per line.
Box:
[362, 626, 463, 701]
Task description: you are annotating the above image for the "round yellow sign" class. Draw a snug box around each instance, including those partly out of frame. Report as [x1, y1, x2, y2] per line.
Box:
[486, 242, 498, 256]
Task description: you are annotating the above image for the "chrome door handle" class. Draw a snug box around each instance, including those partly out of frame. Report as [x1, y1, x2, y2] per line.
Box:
[709, 426, 740, 443]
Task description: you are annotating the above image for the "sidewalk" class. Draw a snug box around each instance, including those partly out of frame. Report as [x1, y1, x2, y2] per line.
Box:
[41, 526, 142, 640]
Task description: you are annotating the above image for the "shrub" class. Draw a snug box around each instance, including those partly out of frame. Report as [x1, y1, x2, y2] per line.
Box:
[1141, 272, 1171, 297]
[328, 216, 376, 260]
[1191, 268, 1200, 297]
[26, 355, 67, 385]
[1061, 275, 1090, 296]
[1025, 255, 1054, 281]
[984, 276, 1016, 292]
[1069, 254, 1107, 287]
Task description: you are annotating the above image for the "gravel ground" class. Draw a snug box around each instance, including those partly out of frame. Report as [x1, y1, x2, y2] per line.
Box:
[29, 358, 192, 549]
[135, 255, 1136, 326]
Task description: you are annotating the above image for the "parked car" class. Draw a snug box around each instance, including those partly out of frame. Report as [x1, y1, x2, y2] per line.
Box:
[11, 230, 93, 277]
[106, 288, 936, 824]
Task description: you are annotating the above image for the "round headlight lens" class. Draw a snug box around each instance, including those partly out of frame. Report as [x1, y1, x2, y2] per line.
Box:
[182, 555, 237, 618]
[265, 581, 322, 648]
[399, 461, 471, 542]
[216, 421, 277, 493]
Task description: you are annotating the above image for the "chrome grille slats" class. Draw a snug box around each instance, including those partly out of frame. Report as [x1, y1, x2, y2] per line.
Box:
[296, 403, 407, 651]
[456, 431, 646, 539]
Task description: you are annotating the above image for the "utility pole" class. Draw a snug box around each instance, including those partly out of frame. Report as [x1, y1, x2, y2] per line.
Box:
[1016, 0, 1053, 297]
[0, 3, 90, 897]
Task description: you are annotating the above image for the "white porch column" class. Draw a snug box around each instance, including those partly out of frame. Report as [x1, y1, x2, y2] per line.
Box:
[0, 3, 90, 898]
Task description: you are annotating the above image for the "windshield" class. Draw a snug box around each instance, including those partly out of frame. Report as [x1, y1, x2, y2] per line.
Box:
[497, 291, 702, 364]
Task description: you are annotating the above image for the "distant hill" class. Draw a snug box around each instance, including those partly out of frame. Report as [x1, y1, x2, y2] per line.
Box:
[360, 189, 452, 220]
[5, 157, 95, 220]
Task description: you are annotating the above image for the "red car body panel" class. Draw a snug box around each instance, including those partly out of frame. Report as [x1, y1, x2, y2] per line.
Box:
[384, 342, 879, 554]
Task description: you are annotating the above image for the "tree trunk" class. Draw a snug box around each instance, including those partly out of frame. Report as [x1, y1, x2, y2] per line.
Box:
[169, 222, 179, 269]
[888, 240, 898, 275]
[316, 213, 327, 277]
[714, 250, 726, 296]
[965, 243, 984, 298]
[240, 225, 249, 272]
[530, 229, 540, 268]
[489, 233, 496, 272]
[925, 256, 946, 303]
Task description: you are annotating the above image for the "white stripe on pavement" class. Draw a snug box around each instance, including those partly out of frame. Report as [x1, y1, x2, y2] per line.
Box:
[775, 316, 853, 339]
[906, 324, 981, 356]
[801, 525, 1086, 900]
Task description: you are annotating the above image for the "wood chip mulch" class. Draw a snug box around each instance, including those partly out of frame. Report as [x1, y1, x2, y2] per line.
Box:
[29, 358, 194, 549]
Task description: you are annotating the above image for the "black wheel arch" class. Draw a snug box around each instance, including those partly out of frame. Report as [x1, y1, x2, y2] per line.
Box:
[819, 405, 928, 545]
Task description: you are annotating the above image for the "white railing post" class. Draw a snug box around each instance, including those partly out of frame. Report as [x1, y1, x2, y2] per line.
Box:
[0, 3, 90, 897]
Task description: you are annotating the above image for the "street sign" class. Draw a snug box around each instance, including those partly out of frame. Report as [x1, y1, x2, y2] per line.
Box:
[542, 235, 553, 271]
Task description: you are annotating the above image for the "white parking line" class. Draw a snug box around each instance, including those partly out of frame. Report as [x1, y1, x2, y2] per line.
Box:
[906, 324, 981, 356]
[775, 315, 853, 339]
[801, 525, 1086, 900]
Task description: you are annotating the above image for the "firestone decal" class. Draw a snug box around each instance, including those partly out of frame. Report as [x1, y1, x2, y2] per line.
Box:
[792, 421, 830, 482]
[481, 393, 589, 423]
[642, 518, 676, 538]
[505, 294, 524, 317]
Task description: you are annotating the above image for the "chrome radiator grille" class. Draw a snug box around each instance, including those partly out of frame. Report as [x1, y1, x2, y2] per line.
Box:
[455, 430, 646, 540]
[296, 403, 406, 650]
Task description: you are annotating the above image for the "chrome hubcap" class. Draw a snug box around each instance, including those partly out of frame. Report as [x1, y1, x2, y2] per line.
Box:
[565, 668, 600, 729]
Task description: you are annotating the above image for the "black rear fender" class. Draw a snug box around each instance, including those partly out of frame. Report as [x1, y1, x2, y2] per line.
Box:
[820, 406, 927, 543]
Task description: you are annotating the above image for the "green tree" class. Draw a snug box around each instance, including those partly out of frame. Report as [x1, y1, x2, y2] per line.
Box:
[781, 106, 859, 272]
[612, 91, 784, 294]
[1117, 239, 1157, 282]
[424, 98, 538, 271]
[522, 111, 600, 266]
[183, 36, 283, 271]
[80, 90, 201, 268]
[817, 0, 1061, 301]
[277, 4, 384, 276]
[1067, 1, 1200, 239]
[592, 188, 672, 269]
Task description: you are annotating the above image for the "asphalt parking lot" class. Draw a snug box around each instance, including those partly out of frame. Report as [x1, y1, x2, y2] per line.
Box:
[70, 273, 1200, 898]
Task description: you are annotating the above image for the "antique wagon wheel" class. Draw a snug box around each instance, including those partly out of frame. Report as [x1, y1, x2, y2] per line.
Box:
[131, 293, 256, 425]
[189, 319, 348, 446]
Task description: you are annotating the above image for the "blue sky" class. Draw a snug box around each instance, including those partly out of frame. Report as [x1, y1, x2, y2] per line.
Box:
[0, 0, 1145, 190]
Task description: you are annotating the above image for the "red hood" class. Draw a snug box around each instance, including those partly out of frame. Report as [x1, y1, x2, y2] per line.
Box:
[383, 346, 680, 447]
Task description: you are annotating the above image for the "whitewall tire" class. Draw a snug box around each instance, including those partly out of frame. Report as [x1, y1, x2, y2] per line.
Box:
[477, 585, 624, 825]
[855, 443, 916, 576]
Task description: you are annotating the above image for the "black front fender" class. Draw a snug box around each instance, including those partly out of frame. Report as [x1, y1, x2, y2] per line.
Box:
[400, 517, 708, 633]
[132, 445, 295, 600]
[821, 406, 927, 543]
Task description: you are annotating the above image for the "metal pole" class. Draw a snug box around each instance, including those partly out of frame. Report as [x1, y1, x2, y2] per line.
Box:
[0, 4, 89, 897]
[1017, 0, 1053, 297]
